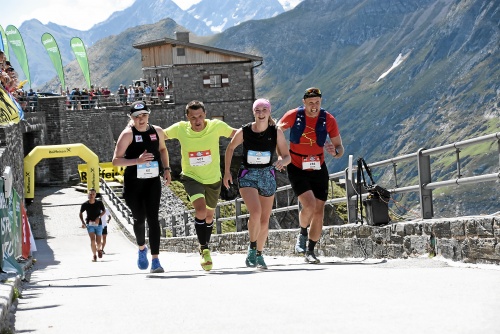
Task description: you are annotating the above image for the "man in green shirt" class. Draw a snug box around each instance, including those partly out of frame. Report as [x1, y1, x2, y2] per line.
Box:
[165, 100, 236, 271]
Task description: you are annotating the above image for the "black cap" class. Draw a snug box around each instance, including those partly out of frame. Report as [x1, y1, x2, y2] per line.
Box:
[129, 101, 150, 117]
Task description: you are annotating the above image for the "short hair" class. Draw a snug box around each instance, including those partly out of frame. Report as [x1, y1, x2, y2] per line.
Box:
[185, 100, 206, 115]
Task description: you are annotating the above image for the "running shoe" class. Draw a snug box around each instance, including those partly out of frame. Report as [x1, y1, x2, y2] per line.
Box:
[200, 248, 213, 271]
[92, 255, 97, 262]
[101, 250, 106, 254]
[150, 258, 164, 273]
[98, 250, 103, 258]
[137, 246, 149, 270]
[305, 251, 320, 264]
[245, 248, 257, 267]
[295, 234, 307, 255]
[256, 255, 268, 269]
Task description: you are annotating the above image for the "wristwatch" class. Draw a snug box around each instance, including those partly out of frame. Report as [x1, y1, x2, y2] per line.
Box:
[164, 166, 171, 171]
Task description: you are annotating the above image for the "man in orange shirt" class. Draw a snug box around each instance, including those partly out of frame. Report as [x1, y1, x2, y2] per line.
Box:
[278, 87, 344, 263]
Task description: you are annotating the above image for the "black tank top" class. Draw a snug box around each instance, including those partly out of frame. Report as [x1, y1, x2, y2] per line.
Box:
[124, 124, 163, 177]
[242, 123, 277, 168]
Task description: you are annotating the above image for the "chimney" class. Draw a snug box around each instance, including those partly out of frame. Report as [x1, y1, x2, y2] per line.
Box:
[175, 31, 190, 43]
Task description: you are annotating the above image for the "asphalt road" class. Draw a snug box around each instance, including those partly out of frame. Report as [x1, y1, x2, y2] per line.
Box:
[13, 187, 500, 334]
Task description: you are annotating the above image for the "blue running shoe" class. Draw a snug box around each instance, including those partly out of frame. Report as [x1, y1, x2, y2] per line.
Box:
[295, 234, 307, 255]
[245, 248, 257, 267]
[256, 255, 268, 269]
[150, 258, 164, 273]
[137, 246, 149, 270]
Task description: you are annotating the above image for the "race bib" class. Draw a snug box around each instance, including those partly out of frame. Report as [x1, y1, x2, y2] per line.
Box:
[189, 150, 212, 167]
[88, 221, 98, 226]
[302, 156, 321, 170]
[137, 161, 159, 178]
[247, 150, 271, 164]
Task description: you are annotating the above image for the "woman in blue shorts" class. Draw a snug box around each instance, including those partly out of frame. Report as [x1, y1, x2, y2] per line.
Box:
[223, 99, 291, 268]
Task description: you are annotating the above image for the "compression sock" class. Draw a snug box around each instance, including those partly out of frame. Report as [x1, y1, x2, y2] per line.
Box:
[308, 239, 317, 252]
[250, 241, 257, 250]
[256, 250, 263, 257]
[300, 227, 308, 236]
[194, 217, 207, 246]
[205, 222, 214, 244]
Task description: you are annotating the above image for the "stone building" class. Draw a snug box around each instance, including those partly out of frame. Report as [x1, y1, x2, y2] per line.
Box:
[133, 31, 263, 118]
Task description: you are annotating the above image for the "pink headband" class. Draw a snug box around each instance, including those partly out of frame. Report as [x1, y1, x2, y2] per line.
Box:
[253, 98, 271, 111]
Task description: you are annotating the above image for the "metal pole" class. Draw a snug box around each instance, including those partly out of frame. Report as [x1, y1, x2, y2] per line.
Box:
[183, 211, 189, 236]
[417, 148, 433, 219]
[236, 199, 242, 232]
[215, 205, 222, 234]
[345, 154, 358, 224]
[171, 215, 176, 237]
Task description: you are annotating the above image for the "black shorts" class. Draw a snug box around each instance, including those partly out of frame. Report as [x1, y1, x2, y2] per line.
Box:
[102, 226, 108, 235]
[287, 163, 329, 201]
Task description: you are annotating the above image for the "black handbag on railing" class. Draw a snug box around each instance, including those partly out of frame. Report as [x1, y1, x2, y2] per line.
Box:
[356, 157, 391, 225]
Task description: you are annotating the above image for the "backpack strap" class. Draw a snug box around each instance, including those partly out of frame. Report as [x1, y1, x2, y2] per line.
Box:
[289, 107, 306, 144]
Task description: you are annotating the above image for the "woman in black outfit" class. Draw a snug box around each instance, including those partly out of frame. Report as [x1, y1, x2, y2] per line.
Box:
[223, 99, 290, 269]
[113, 101, 171, 273]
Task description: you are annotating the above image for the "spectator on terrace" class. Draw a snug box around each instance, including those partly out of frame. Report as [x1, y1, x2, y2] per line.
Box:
[156, 83, 164, 104]
[127, 85, 135, 104]
[117, 84, 127, 105]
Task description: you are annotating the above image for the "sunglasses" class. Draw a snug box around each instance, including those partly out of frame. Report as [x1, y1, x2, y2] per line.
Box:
[303, 88, 322, 98]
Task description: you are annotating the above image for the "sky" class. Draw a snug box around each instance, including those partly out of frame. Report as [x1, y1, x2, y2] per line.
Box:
[0, 0, 202, 31]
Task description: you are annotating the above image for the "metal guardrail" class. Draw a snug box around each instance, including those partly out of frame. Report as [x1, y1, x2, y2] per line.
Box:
[99, 178, 134, 225]
[102, 132, 500, 237]
[215, 131, 500, 229]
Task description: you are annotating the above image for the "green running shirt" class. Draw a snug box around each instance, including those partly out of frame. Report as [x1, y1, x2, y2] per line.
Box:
[165, 119, 233, 184]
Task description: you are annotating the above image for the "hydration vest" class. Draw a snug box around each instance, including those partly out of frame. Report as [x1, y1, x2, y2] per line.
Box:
[289, 106, 328, 147]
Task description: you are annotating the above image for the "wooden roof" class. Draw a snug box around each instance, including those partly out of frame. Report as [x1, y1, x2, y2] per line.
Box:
[133, 37, 263, 62]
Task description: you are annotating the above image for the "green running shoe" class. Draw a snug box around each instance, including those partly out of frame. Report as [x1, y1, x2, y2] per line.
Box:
[245, 248, 257, 267]
[256, 255, 268, 269]
[200, 248, 213, 271]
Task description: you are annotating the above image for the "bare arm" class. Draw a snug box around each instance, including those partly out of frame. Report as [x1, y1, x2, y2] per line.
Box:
[79, 211, 85, 227]
[274, 128, 291, 171]
[223, 129, 243, 189]
[154, 125, 171, 186]
[324, 134, 344, 158]
[112, 128, 137, 167]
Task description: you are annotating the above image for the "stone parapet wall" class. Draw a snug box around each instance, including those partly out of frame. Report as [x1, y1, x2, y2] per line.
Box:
[156, 216, 500, 265]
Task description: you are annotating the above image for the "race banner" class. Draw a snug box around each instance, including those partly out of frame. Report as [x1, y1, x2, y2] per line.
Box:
[0, 178, 24, 277]
[78, 162, 125, 183]
[0, 25, 9, 59]
[41, 33, 66, 90]
[70, 37, 91, 89]
[5, 25, 30, 87]
[0, 85, 22, 124]
[21, 203, 31, 259]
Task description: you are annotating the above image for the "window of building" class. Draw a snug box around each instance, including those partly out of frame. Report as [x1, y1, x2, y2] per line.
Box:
[177, 48, 185, 56]
[203, 74, 229, 88]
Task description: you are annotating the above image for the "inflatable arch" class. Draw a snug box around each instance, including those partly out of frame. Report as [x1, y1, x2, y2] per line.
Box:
[24, 144, 99, 199]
